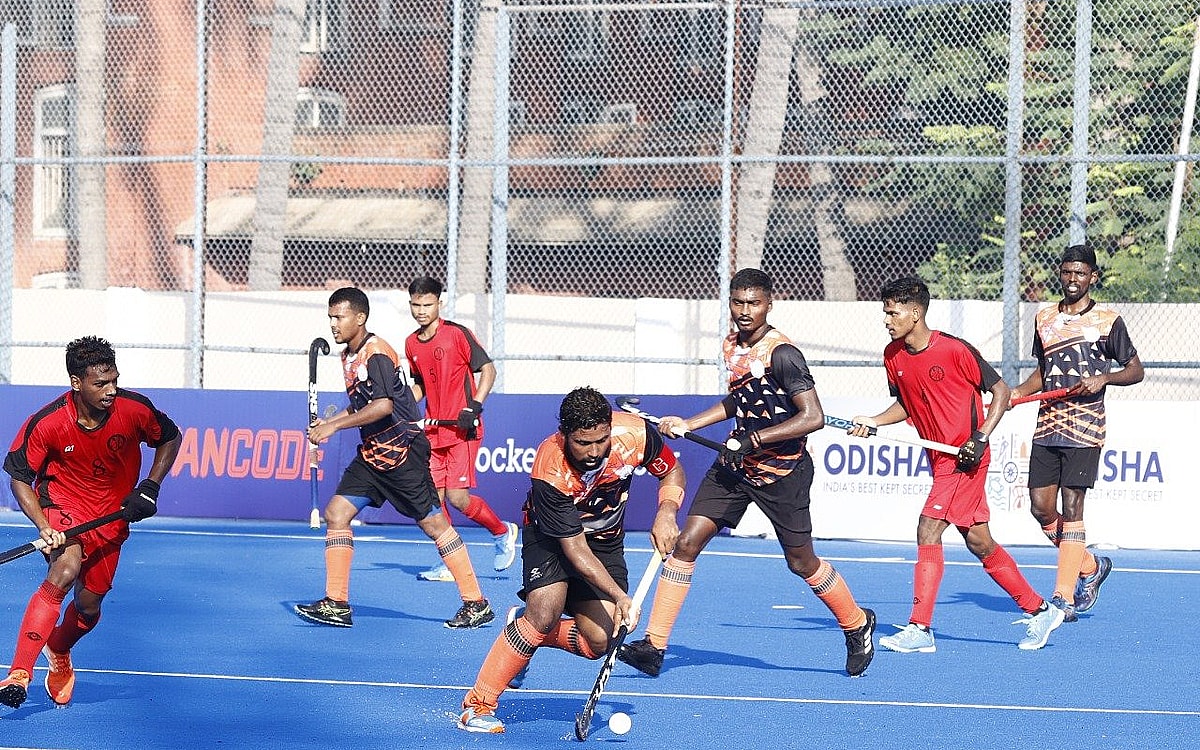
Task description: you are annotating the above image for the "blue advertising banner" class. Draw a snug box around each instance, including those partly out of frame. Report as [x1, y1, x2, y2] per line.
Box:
[0, 386, 718, 531]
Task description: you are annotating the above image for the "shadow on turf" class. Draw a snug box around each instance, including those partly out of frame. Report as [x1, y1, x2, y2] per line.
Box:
[621, 642, 845, 677]
[281, 600, 458, 626]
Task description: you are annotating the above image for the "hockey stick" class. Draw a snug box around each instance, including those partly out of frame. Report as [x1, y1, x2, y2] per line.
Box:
[0, 509, 126, 566]
[574, 552, 664, 741]
[308, 337, 330, 529]
[615, 397, 733, 452]
[823, 415, 960, 456]
[1010, 387, 1074, 407]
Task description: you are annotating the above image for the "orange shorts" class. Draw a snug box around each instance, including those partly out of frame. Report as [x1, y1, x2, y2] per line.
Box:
[922, 457, 990, 529]
[428, 438, 480, 490]
[45, 506, 129, 595]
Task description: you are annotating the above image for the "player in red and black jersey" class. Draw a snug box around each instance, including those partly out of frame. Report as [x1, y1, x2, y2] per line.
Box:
[1010, 245, 1143, 620]
[618, 268, 876, 680]
[294, 287, 494, 631]
[849, 276, 1063, 653]
[406, 276, 517, 581]
[456, 387, 685, 733]
[0, 336, 181, 709]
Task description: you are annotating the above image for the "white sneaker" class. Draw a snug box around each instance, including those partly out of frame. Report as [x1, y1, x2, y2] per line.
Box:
[1016, 603, 1065, 650]
[879, 623, 936, 653]
[493, 522, 519, 571]
[418, 562, 454, 582]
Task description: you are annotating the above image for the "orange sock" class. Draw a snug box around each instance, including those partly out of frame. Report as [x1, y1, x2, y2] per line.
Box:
[644, 555, 695, 650]
[543, 618, 599, 659]
[463, 495, 507, 537]
[1079, 550, 1098, 577]
[1054, 521, 1088, 598]
[1041, 519, 1062, 547]
[435, 527, 483, 601]
[804, 559, 866, 631]
[324, 528, 354, 602]
[11, 581, 66, 675]
[910, 544, 944, 628]
[463, 614, 547, 712]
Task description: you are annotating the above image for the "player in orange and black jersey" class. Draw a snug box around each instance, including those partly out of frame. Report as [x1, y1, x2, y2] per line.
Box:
[850, 276, 1063, 654]
[294, 287, 494, 631]
[618, 268, 876, 680]
[457, 387, 685, 734]
[1011, 245, 1143, 621]
[0, 336, 181, 709]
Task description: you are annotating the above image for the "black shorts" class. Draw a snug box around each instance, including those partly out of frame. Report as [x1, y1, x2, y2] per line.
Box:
[1027, 444, 1102, 490]
[689, 452, 815, 548]
[518, 522, 629, 611]
[334, 436, 439, 520]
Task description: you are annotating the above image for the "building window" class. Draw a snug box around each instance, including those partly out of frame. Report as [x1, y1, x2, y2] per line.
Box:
[10, 0, 74, 48]
[676, 8, 722, 68]
[32, 85, 71, 238]
[565, 1, 607, 63]
[296, 88, 345, 129]
[301, 0, 344, 53]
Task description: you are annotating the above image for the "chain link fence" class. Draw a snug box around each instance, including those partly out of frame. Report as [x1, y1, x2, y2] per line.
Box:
[0, 0, 1196, 398]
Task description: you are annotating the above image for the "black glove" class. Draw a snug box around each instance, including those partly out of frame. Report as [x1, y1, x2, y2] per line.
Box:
[957, 431, 988, 472]
[719, 434, 752, 471]
[121, 478, 161, 523]
[457, 399, 482, 439]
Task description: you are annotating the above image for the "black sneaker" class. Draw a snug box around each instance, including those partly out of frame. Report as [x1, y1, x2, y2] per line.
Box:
[616, 636, 664, 677]
[445, 599, 495, 629]
[294, 597, 353, 627]
[844, 608, 875, 677]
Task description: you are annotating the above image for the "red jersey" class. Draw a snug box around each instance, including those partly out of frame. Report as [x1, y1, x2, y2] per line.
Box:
[522, 412, 675, 546]
[405, 320, 492, 448]
[3, 389, 179, 523]
[1031, 302, 1138, 448]
[884, 330, 1001, 471]
[341, 333, 424, 471]
[721, 327, 814, 486]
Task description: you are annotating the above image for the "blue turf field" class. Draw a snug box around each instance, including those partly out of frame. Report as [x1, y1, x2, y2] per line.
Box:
[0, 516, 1195, 749]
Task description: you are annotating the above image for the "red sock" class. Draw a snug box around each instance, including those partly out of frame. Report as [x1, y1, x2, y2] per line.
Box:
[10, 581, 66, 674]
[462, 495, 507, 537]
[47, 600, 100, 653]
[982, 545, 1043, 613]
[910, 544, 944, 627]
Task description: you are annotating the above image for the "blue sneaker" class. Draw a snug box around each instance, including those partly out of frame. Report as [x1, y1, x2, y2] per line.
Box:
[418, 562, 454, 582]
[494, 522, 519, 571]
[879, 623, 935, 653]
[1074, 555, 1112, 613]
[506, 605, 529, 688]
[1050, 594, 1078, 623]
[1016, 602, 1065, 650]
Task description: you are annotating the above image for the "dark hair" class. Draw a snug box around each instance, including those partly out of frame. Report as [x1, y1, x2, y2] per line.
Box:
[328, 287, 370, 317]
[880, 276, 930, 310]
[1061, 244, 1098, 271]
[731, 268, 773, 296]
[408, 276, 444, 297]
[65, 336, 116, 379]
[558, 386, 612, 435]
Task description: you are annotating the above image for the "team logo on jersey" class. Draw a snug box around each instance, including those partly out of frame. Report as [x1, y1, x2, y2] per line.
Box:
[64, 445, 74, 453]
[108, 435, 128, 452]
[928, 365, 945, 382]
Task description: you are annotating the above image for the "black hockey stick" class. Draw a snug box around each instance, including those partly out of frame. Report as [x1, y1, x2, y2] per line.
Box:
[307, 337, 330, 528]
[574, 552, 663, 741]
[0, 509, 126, 566]
[615, 397, 735, 452]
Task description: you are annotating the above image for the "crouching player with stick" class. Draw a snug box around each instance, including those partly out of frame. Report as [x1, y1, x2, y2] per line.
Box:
[0, 336, 182, 708]
[457, 386, 684, 733]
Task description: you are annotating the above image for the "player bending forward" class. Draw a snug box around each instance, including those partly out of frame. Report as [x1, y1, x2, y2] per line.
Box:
[0, 336, 181, 708]
[457, 387, 684, 733]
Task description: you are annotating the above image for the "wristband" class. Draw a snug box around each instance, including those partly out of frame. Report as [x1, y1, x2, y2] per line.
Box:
[657, 485, 685, 507]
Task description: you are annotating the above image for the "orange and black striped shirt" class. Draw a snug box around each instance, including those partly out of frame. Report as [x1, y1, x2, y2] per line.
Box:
[341, 333, 423, 471]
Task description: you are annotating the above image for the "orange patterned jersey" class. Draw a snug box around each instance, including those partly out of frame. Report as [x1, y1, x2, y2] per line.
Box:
[722, 327, 814, 486]
[1031, 302, 1138, 448]
[523, 411, 673, 544]
[341, 333, 424, 471]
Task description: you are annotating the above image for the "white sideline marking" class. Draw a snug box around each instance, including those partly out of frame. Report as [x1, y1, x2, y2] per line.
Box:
[13, 665, 1199, 718]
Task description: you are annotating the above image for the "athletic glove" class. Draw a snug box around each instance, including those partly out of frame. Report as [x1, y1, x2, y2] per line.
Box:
[457, 399, 483, 439]
[719, 434, 752, 471]
[121, 478, 161, 523]
[957, 431, 988, 472]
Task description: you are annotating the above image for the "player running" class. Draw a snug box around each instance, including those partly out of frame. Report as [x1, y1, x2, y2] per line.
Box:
[618, 268, 876, 679]
[405, 276, 518, 581]
[456, 386, 685, 733]
[294, 287, 494, 630]
[1010, 245, 1143, 621]
[0, 336, 181, 708]
[848, 276, 1063, 653]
